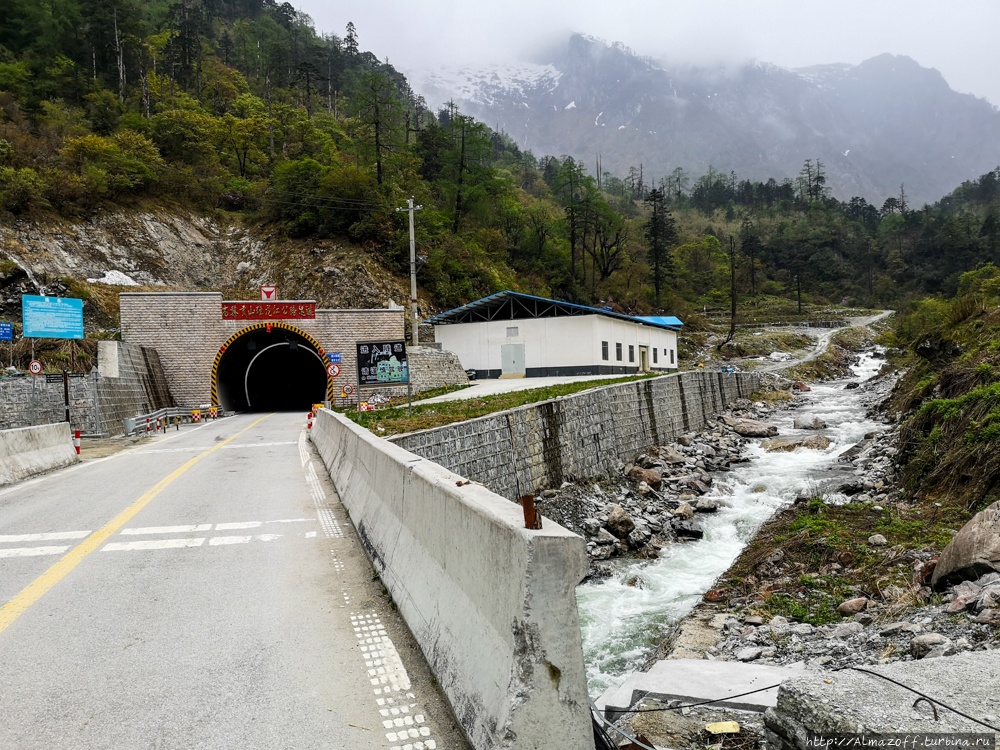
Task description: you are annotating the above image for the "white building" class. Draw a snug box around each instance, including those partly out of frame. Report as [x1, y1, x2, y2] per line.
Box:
[428, 292, 682, 378]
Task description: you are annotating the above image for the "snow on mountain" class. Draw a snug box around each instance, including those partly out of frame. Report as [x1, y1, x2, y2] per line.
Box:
[409, 63, 561, 110]
[408, 35, 1000, 204]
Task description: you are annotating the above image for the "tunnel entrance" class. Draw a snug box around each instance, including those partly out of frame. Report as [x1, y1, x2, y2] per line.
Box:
[215, 324, 329, 412]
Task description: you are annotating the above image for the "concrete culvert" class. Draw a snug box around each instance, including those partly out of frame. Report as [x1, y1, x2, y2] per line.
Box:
[216, 327, 327, 412]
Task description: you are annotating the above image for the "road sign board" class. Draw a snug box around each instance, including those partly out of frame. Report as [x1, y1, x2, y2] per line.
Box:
[356, 340, 409, 387]
[327, 363, 341, 378]
[0, 322, 12, 341]
[328, 352, 342, 364]
[260, 285, 277, 301]
[28, 360, 42, 375]
[45, 373, 64, 383]
[341, 384, 355, 397]
[22, 295, 84, 339]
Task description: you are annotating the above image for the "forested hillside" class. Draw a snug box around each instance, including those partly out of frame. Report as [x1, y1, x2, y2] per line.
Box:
[2, 0, 1000, 323]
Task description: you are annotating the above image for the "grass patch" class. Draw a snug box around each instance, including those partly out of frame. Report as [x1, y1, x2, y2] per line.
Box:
[340, 373, 659, 436]
[716, 495, 970, 625]
[719, 330, 814, 358]
[830, 326, 875, 352]
[754, 389, 794, 404]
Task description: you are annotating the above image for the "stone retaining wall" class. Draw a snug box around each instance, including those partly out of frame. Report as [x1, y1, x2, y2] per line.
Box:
[407, 345, 468, 394]
[0, 342, 173, 435]
[390, 371, 759, 499]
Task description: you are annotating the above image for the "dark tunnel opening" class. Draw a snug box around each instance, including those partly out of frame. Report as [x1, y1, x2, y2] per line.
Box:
[217, 327, 327, 412]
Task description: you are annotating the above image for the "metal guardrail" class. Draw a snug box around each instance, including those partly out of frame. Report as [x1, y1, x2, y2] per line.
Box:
[124, 406, 223, 436]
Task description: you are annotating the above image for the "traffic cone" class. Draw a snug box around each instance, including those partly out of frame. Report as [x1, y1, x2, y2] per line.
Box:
[73, 430, 81, 455]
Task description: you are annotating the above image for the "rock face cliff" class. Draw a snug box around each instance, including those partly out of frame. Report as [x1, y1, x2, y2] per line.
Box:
[413, 35, 1000, 204]
[0, 211, 419, 327]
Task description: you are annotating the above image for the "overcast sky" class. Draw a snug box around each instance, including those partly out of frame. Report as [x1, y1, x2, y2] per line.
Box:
[299, 0, 1000, 105]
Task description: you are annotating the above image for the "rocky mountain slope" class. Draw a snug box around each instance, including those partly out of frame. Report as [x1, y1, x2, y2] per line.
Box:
[0, 213, 421, 330]
[412, 35, 1000, 205]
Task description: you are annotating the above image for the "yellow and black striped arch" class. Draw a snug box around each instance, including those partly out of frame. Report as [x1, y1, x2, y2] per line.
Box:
[211, 322, 334, 407]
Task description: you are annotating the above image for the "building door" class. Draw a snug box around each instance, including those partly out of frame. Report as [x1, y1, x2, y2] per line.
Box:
[639, 346, 649, 372]
[501, 343, 526, 377]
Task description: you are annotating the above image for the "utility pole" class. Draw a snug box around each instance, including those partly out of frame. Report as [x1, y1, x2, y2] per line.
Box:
[396, 198, 423, 346]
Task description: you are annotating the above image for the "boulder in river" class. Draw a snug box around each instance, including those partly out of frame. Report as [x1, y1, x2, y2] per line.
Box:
[606, 504, 636, 540]
[672, 519, 703, 539]
[931, 501, 1000, 589]
[793, 416, 827, 430]
[728, 418, 779, 437]
[673, 502, 695, 520]
[761, 435, 832, 452]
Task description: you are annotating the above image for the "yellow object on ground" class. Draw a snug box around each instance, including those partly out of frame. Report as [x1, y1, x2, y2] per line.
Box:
[705, 720, 740, 734]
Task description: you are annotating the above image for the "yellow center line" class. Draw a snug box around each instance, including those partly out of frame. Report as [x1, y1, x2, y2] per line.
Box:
[0, 413, 274, 637]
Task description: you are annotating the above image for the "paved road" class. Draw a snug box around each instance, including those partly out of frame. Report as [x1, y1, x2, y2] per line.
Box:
[756, 310, 894, 373]
[412, 372, 647, 405]
[0, 413, 467, 750]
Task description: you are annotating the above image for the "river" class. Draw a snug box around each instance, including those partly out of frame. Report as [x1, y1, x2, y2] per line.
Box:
[576, 352, 886, 696]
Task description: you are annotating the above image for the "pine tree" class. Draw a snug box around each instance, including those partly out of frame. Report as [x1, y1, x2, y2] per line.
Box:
[344, 22, 359, 57]
[644, 187, 678, 304]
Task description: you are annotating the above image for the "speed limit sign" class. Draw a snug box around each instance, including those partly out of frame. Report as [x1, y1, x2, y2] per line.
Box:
[341, 383, 355, 397]
[327, 363, 341, 378]
[28, 360, 42, 375]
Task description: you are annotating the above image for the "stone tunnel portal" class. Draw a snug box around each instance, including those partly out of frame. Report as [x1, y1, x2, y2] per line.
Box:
[215, 325, 328, 412]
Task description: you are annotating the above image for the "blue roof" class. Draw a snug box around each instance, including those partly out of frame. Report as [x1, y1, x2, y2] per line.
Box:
[424, 291, 683, 331]
[638, 316, 684, 328]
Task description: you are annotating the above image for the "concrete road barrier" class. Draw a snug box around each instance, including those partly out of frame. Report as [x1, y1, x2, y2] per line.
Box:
[311, 408, 593, 750]
[0, 422, 79, 487]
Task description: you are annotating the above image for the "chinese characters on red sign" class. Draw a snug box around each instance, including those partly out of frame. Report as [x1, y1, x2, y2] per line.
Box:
[221, 302, 316, 320]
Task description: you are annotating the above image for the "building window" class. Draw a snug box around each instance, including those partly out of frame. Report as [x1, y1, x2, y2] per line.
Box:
[506, 326, 519, 337]
[602, 341, 609, 361]
[629, 345, 635, 363]
[670, 348, 675, 364]
[653, 348, 658, 364]
[616, 343, 623, 361]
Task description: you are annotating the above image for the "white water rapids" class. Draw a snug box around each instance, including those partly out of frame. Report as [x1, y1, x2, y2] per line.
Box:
[577, 353, 886, 696]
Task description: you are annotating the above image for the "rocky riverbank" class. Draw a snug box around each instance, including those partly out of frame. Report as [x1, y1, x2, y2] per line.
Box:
[538, 368, 898, 581]
[650, 354, 1000, 670]
[539, 375, 809, 578]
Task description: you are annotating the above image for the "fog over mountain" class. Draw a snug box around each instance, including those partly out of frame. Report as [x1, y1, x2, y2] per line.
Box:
[410, 34, 1000, 205]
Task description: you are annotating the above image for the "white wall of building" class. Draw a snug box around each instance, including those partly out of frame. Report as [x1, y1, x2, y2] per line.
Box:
[434, 315, 678, 375]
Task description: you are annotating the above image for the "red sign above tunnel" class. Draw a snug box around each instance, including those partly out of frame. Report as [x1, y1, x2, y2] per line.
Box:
[222, 301, 316, 320]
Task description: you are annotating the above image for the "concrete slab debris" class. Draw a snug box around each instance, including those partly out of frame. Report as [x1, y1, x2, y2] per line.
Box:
[596, 658, 810, 720]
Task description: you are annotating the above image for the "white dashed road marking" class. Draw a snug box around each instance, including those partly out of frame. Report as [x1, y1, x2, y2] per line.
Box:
[121, 525, 212, 535]
[209, 536, 251, 546]
[0, 546, 71, 558]
[103, 538, 206, 552]
[0, 531, 91, 543]
[215, 521, 262, 530]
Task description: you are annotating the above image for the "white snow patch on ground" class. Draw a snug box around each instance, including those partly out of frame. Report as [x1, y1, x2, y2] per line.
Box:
[564, 100, 576, 109]
[86, 270, 139, 286]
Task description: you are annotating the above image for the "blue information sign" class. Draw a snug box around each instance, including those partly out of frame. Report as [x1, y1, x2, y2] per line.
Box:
[0, 322, 12, 341]
[327, 352, 342, 364]
[22, 295, 84, 339]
